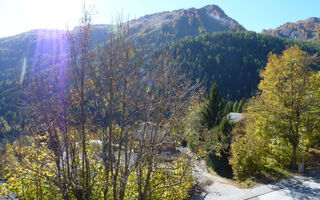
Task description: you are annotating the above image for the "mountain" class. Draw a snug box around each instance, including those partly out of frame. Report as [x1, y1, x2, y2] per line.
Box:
[1, 4, 320, 142]
[0, 4, 245, 142]
[81, 4, 246, 49]
[128, 4, 245, 39]
[0, 4, 245, 74]
[262, 17, 320, 41]
[89, 5, 245, 41]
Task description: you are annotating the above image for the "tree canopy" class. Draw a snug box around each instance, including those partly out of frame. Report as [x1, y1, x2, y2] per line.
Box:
[230, 46, 320, 180]
[169, 31, 320, 100]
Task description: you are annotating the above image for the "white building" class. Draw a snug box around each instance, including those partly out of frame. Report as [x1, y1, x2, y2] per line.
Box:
[227, 112, 244, 122]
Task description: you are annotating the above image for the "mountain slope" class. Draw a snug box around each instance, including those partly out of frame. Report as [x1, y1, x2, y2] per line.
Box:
[88, 4, 245, 49]
[0, 4, 245, 142]
[129, 4, 245, 38]
[0, 4, 244, 74]
[169, 31, 320, 100]
[262, 17, 320, 41]
[89, 5, 245, 41]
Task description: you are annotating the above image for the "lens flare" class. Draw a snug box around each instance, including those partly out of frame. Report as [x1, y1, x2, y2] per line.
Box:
[20, 57, 27, 84]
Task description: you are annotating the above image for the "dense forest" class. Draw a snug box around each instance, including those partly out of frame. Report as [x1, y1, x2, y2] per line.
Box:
[169, 31, 320, 100]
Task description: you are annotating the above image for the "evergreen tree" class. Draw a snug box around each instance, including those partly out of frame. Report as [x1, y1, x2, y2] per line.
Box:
[202, 82, 224, 129]
[237, 99, 245, 112]
[223, 101, 234, 116]
[232, 101, 239, 112]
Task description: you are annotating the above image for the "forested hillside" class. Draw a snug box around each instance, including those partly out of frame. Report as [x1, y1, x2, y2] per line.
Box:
[0, 30, 66, 142]
[0, 5, 247, 143]
[1, 30, 320, 142]
[0, 4, 244, 76]
[169, 31, 320, 100]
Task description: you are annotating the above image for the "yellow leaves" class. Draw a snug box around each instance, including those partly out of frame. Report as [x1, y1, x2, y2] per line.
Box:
[146, 86, 151, 93]
[310, 71, 320, 99]
[231, 46, 319, 180]
[129, 49, 136, 59]
[258, 45, 315, 124]
[1, 135, 63, 200]
[34, 134, 48, 141]
[259, 45, 312, 99]
[123, 157, 193, 200]
[2, 131, 192, 199]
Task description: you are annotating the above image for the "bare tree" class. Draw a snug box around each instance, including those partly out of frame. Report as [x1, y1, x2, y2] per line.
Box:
[22, 6, 95, 200]
[87, 19, 198, 199]
[8, 8, 198, 200]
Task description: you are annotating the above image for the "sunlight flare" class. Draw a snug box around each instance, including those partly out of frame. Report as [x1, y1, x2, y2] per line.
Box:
[20, 57, 27, 84]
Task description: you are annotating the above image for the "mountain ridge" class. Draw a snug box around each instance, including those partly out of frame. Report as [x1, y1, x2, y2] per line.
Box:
[0, 4, 244, 41]
[0, 4, 245, 72]
[262, 17, 320, 41]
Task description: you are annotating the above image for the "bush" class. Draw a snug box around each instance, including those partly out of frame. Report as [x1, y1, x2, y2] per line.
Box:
[187, 135, 198, 153]
[229, 133, 267, 181]
[229, 121, 292, 181]
[1, 135, 193, 200]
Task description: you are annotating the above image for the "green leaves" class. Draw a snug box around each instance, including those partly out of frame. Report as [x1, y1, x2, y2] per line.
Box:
[230, 46, 320, 179]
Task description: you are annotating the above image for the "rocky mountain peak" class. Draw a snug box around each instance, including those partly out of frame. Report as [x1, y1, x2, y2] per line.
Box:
[201, 4, 226, 16]
[87, 4, 245, 44]
[262, 17, 320, 41]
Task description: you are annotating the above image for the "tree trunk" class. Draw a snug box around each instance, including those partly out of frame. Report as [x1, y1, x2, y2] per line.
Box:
[291, 143, 297, 169]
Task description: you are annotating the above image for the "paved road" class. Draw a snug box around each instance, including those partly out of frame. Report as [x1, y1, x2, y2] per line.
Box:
[193, 166, 320, 200]
[250, 178, 320, 200]
[248, 169, 320, 200]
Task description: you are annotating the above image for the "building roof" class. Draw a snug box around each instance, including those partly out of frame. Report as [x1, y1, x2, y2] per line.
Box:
[227, 112, 244, 122]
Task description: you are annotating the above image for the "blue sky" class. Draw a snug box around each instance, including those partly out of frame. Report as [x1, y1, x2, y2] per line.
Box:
[0, 0, 319, 38]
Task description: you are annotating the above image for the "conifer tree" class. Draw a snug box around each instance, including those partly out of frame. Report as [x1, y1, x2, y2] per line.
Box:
[202, 82, 224, 129]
